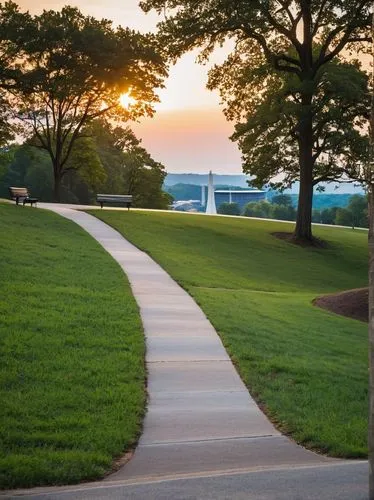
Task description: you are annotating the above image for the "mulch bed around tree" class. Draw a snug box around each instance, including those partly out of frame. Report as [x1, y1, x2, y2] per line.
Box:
[313, 288, 368, 323]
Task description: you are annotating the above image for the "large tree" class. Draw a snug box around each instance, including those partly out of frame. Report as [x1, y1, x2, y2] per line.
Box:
[0, 2, 32, 145]
[208, 48, 369, 201]
[141, 0, 371, 241]
[1, 2, 167, 201]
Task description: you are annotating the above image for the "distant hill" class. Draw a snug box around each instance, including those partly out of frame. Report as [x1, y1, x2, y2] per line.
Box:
[289, 193, 356, 209]
[166, 182, 363, 209]
[283, 181, 364, 195]
[164, 173, 250, 187]
[165, 174, 365, 194]
[166, 183, 247, 202]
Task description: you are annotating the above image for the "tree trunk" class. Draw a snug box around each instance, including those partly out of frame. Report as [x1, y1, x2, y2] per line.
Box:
[53, 165, 62, 203]
[294, 159, 313, 241]
[369, 186, 374, 500]
[294, 96, 314, 241]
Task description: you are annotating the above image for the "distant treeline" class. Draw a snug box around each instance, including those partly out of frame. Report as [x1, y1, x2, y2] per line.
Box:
[167, 182, 362, 211]
[218, 194, 368, 228]
[165, 183, 248, 201]
[267, 192, 357, 210]
[0, 120, 172, 209]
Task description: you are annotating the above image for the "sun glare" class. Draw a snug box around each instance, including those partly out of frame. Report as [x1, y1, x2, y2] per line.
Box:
[120, 92, 136, 109]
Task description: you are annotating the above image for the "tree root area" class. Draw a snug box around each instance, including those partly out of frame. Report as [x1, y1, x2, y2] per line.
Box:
[313, 288, 368, 323]
[272, 231, 329, 248]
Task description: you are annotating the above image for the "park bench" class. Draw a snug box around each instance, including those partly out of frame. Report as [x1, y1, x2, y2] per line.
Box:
[96, 194, 133, 209]
[9, 187, 38, 207]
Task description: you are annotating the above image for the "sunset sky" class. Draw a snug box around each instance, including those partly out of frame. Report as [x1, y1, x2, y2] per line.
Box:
[17, 0, 242, 173]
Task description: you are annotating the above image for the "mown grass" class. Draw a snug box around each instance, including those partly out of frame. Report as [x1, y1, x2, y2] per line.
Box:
[91, 210, 368, 458]
[0, 204, 145, 489]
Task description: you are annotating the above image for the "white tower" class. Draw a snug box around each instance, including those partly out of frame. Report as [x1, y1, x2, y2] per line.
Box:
[206, 171, 217, 215]
[201, 185, 206, 207]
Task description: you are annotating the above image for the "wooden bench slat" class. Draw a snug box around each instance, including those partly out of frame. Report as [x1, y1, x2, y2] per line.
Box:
[97, 195, 132, 200]
[9, 187, 38, 207]
[96, 194, 133, 209]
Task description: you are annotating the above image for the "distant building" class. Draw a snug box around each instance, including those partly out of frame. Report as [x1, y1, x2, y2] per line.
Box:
[172, 200, 202, 212]
[201, 185, 206, 207]
[206, 170, 217, 215]
[215, 190, 266, 211]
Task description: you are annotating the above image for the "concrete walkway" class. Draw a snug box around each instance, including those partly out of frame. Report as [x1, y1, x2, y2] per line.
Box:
[44, 205, 334, 480]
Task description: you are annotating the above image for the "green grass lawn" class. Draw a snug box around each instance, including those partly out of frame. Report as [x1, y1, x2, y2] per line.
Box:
[91, 210, 368, 458]
[0, 204, 145, 489]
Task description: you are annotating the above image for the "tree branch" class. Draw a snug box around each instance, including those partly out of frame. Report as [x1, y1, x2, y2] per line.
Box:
[262, 6, 302, 52]
[314, 0, 370, 70]
[311, 0, 329, 37]
[241, 26, 302, 76]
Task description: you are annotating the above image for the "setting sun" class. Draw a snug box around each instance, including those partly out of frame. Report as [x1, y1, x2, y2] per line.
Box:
[120, 91, 136, 109]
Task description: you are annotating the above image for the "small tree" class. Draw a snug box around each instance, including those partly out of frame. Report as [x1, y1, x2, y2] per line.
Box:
[122, 135, 171, 209]
[271, 203, 296, 221]
[2, 3, 166, 201]
[320, 207, 338, 224]
[217, 202, 241, 215]
[90, 120, 171, 209]
[334, 207, 353, 227]
[243, 201, 272, 218]
[347, 194, 368, 227]
[88, 120, 128, 196]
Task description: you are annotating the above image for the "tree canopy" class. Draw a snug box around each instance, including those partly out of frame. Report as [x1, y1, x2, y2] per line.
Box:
[208, 50, 369, 191]
[91, 120, 172, 209]
[141, 0, 371, 241]
[270, 194, 293, 206]
[0, 120, 172, 208]
[0, 2, 167, 200]
[141, 0, 371, 64]
[217, 202, 241, 215]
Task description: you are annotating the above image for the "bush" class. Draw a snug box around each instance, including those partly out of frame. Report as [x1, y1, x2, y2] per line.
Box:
[347, 194, 368, 228]
[312, 209, 321, 223]
[217, 202, 241, 215]
[243, 200, 272, 218]
[270, 204, 296, 221]
[335, 207, 353, 227]
[320, 207, 338, 224]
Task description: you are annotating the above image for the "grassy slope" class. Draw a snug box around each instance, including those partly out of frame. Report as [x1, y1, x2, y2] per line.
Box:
[0, 204, 145, 489]
[92, 210, 368, 458]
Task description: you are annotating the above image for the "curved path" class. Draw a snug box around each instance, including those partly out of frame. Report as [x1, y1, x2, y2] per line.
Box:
[46, 205, 333, 480]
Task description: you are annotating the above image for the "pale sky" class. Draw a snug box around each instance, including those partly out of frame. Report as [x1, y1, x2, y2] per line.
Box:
[17, 0, 242, 173]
